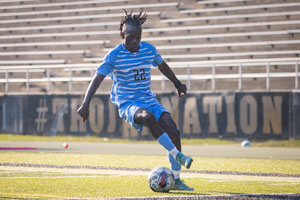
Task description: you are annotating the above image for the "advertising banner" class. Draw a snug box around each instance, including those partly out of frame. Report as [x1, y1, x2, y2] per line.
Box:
[0, 92, 297, 139]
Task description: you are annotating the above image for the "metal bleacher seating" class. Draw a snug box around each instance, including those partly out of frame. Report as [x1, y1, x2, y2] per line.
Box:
[0, 50, 90, 56]
[161, 11, 300, 24]
[0, 0, 135, 10]
[143, 29, 300, 42]
[0, 0, 35, 3]
[0, 59, 67, 65]
[0, 0, 299, 93]
[0, 40, 110, 48]
[0, 11, 161, 24]
[103, 40, 300, 51]
[180, 2, 300, 14]
[142, 20, 300, 33]
[0, 2, 177, 17]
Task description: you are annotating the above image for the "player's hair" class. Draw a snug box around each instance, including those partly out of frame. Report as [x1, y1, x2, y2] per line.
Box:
[119, 9, 148, 32]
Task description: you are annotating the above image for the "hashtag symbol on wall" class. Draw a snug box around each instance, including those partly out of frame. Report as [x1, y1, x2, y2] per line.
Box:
[35, 98, 48, 132]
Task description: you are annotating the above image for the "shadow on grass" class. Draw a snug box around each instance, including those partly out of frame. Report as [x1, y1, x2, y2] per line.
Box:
[207, 191, 247, 195]
[167, 191, 206, 195]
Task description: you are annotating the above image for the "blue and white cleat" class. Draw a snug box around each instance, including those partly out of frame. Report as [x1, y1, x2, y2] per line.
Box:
[176, 152, 193, 169]
[172, 179, 194, 191]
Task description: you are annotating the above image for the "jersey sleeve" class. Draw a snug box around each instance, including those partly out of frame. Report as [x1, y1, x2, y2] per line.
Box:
[96, 51, 115, 76]
[152, 46, 163, 67]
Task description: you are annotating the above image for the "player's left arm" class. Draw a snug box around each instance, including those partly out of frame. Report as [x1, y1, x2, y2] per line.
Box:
[158, 60, 187, 97]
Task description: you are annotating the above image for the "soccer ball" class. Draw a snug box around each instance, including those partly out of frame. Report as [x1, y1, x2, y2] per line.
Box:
[241, 140, 251, 147]
[148, 167, 175, 192]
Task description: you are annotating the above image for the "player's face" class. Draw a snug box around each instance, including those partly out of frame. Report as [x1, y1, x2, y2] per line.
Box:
[122, 24, 142, 53]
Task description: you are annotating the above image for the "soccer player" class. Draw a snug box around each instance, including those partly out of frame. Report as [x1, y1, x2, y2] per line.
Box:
[77, 10, 194, 191]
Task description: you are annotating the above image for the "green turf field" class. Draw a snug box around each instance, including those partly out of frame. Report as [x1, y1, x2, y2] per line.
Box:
[1, 134, 300, 199]
[1, 152, 300, 199]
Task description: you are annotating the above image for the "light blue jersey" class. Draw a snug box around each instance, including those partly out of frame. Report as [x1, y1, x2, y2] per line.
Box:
[97, 42, 162, 106]
[97, 41, 168, 130]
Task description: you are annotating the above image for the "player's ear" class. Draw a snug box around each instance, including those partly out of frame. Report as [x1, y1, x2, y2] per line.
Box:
[120, 31, 125, 39]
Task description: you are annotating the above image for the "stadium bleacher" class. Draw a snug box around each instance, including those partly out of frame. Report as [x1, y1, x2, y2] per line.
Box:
[0, 0, 299, 93]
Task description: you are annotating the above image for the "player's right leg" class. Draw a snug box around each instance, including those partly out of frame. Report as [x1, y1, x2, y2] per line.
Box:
[134, 108, 164, 139]
[158, 112, 193, 169]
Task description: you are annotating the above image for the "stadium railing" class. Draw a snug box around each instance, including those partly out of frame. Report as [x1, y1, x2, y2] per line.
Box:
[0, 68, 46, 93]
[1, 58, 299, 93]
[0, 63, 96, 93]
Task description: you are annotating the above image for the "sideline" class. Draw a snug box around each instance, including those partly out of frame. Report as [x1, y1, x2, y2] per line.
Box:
[1, 141, 300, 160]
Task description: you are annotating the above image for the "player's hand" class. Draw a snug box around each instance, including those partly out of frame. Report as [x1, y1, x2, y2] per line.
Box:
[175, 81, 187, 97]
[77, 104, 89, 123]
[177, 84, 187, 97]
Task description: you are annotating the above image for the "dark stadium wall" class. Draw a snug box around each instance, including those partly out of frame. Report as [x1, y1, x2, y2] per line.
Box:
[292, 92, 300, 140]
[0, 92, 299, 140]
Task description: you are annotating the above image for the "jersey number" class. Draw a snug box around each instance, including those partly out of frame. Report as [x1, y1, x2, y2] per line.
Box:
[133, 69, 146, 81]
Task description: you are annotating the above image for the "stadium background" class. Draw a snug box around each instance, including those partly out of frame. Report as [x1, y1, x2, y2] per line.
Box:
[0, 0, 300, 140]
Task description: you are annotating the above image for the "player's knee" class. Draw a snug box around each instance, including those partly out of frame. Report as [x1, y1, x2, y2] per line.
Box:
[143, 111, 156, 125]
[135, 109, 156, 125]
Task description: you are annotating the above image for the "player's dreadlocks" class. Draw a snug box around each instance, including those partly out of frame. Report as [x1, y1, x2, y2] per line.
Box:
[119, 9, 148, 32]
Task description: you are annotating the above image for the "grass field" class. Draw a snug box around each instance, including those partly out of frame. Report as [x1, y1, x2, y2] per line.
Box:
[1, 134, 300, 199]
[1, 152, 300, 199]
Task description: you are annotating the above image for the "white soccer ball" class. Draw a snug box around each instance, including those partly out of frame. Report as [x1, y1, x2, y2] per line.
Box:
[148, 167, 175, 192]
[241, 140, 251, 147]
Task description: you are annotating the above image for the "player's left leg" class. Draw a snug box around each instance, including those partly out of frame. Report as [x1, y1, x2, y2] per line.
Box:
[134, 108, 181, 160]
[158, 112, 194, 191]
[134, 107, 192, 169]
[158, 112, 193, 168]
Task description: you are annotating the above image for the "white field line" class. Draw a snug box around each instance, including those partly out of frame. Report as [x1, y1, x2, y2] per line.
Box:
[1, 166, 300, 183]
[270, 183, 300, 186]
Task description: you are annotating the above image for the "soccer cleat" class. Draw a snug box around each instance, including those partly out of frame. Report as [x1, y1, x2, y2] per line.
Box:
[176, 152, 193, 169]
[172, 179, 194, 191]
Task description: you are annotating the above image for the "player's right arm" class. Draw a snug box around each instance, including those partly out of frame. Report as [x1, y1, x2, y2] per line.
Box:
[77, 74, 105, 122]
